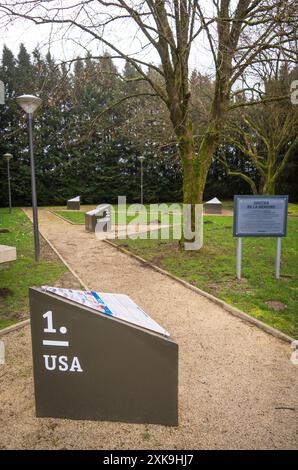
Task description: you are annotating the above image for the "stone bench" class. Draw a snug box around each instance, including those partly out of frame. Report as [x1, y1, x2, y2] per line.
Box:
[85, 204, 111, 233]
[67, 196, 80, 211]
[0, 244, 17, 264]
[204, 197, 222, 214]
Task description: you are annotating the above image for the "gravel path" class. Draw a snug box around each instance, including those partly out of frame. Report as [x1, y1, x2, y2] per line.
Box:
[0, 208, 297, 450]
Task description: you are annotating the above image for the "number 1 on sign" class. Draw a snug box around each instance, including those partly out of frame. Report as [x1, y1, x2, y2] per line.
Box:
[43, 311, 56, 333]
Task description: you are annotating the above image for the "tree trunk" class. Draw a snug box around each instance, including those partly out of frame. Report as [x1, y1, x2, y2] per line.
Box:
[177, 120, 220, 205]
[175, 118, 220, 250]
[262, 180, 276, 195]
[177, 118, 197, 239]
[195, 122, 220, 203]
[261, 149, 276, 195]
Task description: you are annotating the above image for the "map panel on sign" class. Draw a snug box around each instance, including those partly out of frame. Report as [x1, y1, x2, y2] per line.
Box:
[42, 286, 169, 337]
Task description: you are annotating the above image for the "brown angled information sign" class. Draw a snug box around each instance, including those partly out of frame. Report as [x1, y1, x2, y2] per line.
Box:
[29, 287, 178, 426]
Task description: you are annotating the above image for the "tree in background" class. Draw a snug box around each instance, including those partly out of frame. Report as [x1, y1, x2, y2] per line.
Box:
[0, 44, 183, 206]
[0, 44, 33, 204]
[1, 41, 298, 208]
[222, 65, 298, 195]
[1, 0, 297, 240]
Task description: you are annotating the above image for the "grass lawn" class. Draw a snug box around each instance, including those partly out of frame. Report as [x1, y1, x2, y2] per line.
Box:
[115, 215, 298, 338]
[54, 210, 86, 224]
[286, 203, 298, 217]
[0, 208, 67, 330]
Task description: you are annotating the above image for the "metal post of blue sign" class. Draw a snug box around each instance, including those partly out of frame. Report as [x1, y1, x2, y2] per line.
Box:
[275, 237, 281, 279]
[236, 237, 242, 280]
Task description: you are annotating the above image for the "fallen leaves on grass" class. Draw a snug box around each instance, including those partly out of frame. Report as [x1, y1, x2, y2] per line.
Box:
[265, 301, 287, 311]
[0, 288, 13, 299]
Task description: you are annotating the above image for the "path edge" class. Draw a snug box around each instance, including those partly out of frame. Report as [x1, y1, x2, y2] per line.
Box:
[4, 209, 293, 344]
[49, 210, 85, 225]
[22, 208, 88, 291]
[0, 319, 30, 337]
[0, 210, 89, 338]
[103, 239, 295, 344]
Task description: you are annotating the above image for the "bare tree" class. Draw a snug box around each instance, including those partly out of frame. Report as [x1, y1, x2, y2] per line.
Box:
[222, 63, 298, 194]
[223, 108, 298, 195]
[0, 1, 297, 226]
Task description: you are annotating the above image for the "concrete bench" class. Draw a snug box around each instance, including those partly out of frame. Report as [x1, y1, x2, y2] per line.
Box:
[85, 204, 111, 233]
[204, 197, 222, 214]
[67, 196, 80, 211]
[0, 245, 17, 264]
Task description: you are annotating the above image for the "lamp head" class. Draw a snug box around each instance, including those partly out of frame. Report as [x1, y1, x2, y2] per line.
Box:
[3, 153, 13, 161]
[138, 156, 145, 162]
[16, 94, 42, 114]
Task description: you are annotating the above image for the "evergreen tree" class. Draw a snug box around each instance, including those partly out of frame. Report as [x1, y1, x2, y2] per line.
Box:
[0, 45, 296, 208]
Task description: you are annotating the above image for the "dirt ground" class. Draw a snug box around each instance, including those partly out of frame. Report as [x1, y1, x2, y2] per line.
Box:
[0, 208, 297, 450]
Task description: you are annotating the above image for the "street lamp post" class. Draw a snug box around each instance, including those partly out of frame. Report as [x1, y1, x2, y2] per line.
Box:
[16, 94, 42, 262]
[3, 153, 13, 213]
[138, 156, 145, 205]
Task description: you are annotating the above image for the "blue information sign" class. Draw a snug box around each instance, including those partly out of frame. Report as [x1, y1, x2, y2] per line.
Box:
[233, 195, 288, 237]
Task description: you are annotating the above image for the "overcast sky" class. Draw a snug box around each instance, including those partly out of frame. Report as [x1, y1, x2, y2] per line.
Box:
[0, 7, 215, 76]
